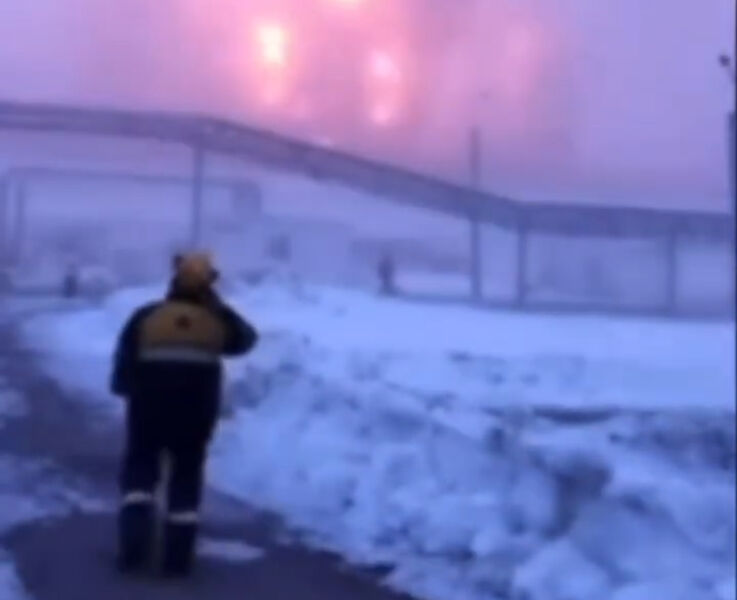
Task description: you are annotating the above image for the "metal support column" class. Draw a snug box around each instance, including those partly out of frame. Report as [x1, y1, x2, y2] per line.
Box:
[0, 180, 7, 262]
[729, 111, 736, 215]
[727, 111, 736, 315]
[664, 225, 678, 315]
[719, 52, 736, 313]
[515, 222, 528, 307]
[190, 143, 205, 249]
[468, 126, 483, 301]
[469, 215, 482, 301]
[12, 180, 27, 265]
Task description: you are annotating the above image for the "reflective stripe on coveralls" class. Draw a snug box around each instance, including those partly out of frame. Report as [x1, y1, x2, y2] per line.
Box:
[139, 347, 219, 364]
[167, 511, 199, 525]
[122, 491, 155, 505]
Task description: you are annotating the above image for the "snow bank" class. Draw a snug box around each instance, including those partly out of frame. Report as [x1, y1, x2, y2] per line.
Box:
[209, 368, 734, 600]
[199, 539, 265, 564]
[18, 280, 736, 600]
[0, 556, 32, 600]
[0, 456, 107, 534]
[24, 278, 734, 413]
[0, 454, 107, 600]
[0, 390, 26, 423]
[0, 375, 113, 598]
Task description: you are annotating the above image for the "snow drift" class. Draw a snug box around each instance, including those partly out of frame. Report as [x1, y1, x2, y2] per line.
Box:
[19, 278, 736, 600]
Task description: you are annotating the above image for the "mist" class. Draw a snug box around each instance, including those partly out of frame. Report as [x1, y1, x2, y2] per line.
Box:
[0, 0, 734, 207]
[0, 8, 734, 598]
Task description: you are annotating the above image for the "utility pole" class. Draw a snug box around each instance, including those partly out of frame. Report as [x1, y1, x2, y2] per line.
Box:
[12, 180, 27, 265]
[730, 110, 736, 216]
[468, 125, 483, 301]
[719, 54, 735, 214]
[0, 179, 7, 262]
[718, 53, 735, 314]
[190, 142, 205, 249]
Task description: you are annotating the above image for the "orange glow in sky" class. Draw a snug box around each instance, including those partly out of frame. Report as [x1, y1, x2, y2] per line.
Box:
[255, 22, 289, 67]
[369, 50, 402, 83]
[369, 103, 395, 126]
[3, 0, 727, 201]
[367, 49, 404, 126]
[500, 23, 543, 99]
[331, 0, 364, 7]
[230, 0, 565, 175]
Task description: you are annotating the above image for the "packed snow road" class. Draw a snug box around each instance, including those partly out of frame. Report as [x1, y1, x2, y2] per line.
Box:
[0, 314, 416, 600]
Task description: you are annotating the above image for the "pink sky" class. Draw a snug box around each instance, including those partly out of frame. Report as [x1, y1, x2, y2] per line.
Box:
[0, 0, 734, 209]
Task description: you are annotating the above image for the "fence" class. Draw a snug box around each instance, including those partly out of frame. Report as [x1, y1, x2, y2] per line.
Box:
[0, 100, 733, 318]
[0, 166, 261, 267]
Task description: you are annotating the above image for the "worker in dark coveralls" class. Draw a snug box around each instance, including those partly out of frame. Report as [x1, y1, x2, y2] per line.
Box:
[110, 252, 258, 575]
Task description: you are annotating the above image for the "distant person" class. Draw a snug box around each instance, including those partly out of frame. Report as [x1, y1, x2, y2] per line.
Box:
[267, 233, 292, 263]
[110, 252, 258, 576]
[62, 265, 79, 298]
[378, 253, 397, 296]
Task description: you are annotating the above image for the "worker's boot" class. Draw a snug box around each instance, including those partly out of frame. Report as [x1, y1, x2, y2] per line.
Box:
[161, 519, 197, 577]
[117, 502, 155, 573]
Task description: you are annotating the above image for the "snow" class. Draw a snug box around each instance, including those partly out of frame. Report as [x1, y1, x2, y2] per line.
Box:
[18, 278, 736, 600]
[0, 368, 107, 600]
[610, 580, 723, 600]
[26, 278, 732, 412]
[396, 271, 471, 296]
[0, 390, 26, 422]
[199, 539, 265, 564]
[512, 538, 611, 600]
[0, 555, 32, 600]
[716, 578, 737, 600]
[0, 456, 107, 533]
[0, 455, 107, 600]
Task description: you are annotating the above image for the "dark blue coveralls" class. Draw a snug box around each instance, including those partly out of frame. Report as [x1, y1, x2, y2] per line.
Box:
[111, 282, 257, 574]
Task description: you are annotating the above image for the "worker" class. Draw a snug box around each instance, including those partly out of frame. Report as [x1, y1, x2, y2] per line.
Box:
[62, 264, 79, 298]
[378, 253, 397, 296]
[110, 252, 258, 576]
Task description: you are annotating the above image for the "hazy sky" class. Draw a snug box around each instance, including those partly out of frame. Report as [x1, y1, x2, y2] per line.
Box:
[0, 0, 734, 209]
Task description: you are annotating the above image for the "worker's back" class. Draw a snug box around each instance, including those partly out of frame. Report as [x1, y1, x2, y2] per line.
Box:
[111, 252, 258, 576]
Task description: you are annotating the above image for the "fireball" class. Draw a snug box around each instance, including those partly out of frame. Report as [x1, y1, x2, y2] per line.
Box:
[255, 22, 289, 68]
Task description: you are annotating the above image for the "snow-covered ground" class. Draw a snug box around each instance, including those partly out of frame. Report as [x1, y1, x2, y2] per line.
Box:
[0, 383, 33, 600]
[0, 385, 106, 600]
[19, 278, 736, 600]
[0, 557, 31, 600]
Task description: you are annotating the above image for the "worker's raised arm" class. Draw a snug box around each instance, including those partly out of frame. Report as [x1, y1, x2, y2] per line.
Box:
[210, 296, 258, 357]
